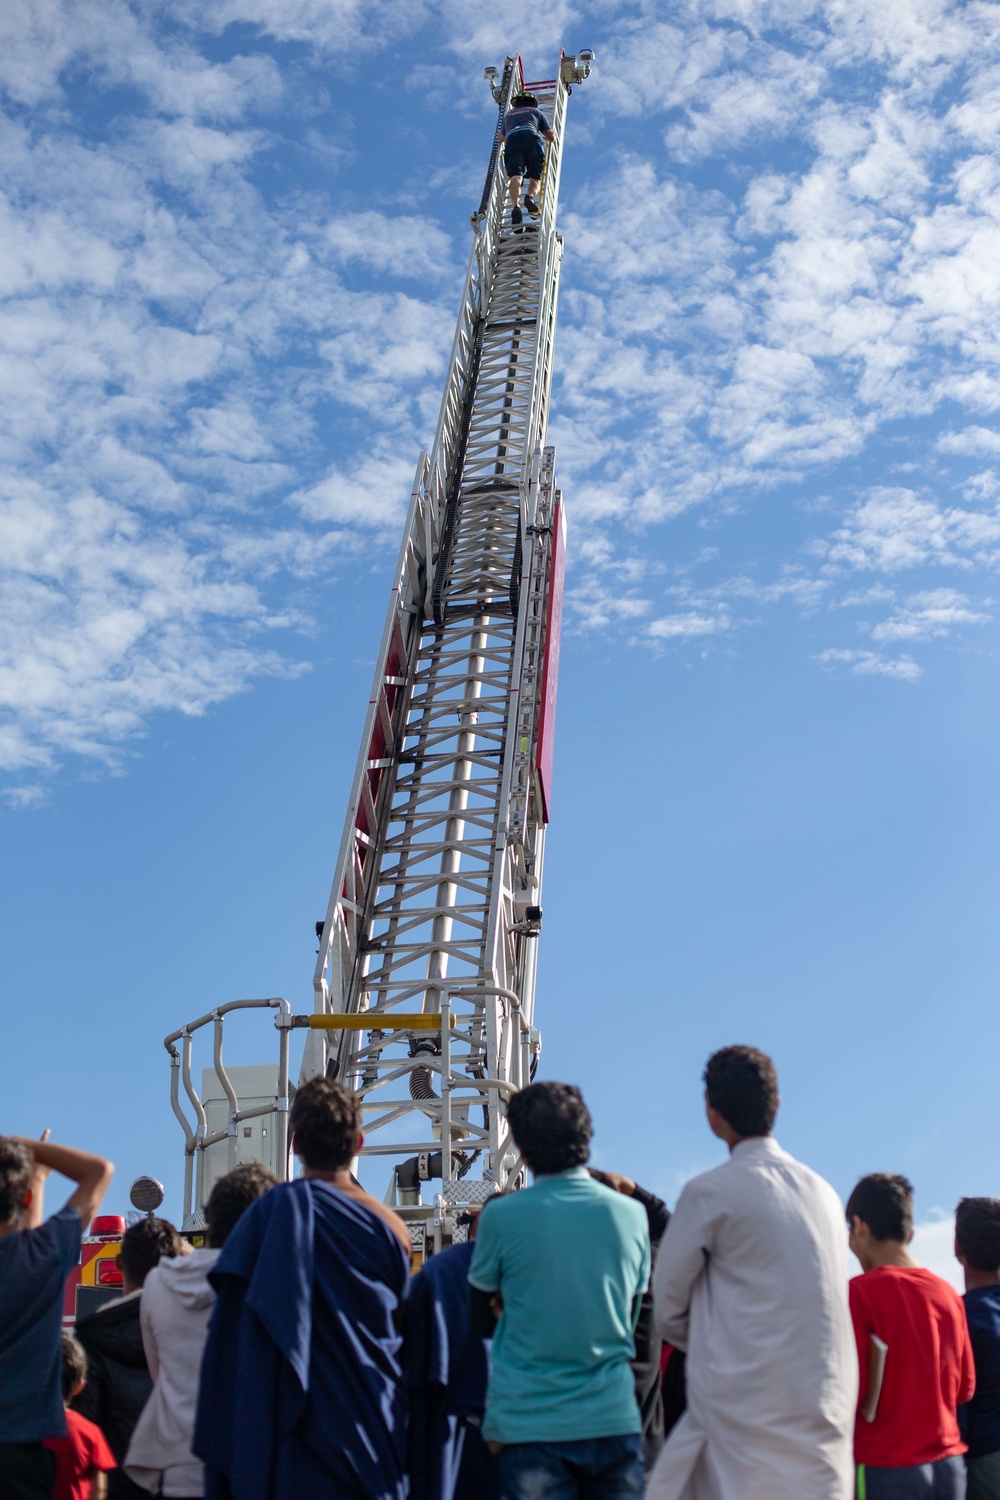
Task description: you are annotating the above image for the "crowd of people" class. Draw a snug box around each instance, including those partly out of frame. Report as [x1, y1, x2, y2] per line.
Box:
[2, 1045, 1000, 1500]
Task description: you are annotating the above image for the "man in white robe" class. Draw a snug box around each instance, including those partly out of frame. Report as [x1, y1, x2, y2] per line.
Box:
[647, 1045, 857, 1500]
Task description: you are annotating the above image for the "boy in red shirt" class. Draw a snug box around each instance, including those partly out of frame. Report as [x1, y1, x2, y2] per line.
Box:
[44, 1333, 116, 1500]
[847, 1174, 975, 1500]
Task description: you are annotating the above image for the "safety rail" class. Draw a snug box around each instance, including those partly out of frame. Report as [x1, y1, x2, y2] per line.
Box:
[164, 998, 291, 1227]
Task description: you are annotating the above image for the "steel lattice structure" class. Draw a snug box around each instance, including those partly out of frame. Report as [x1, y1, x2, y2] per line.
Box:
[165, 51, 592, 1246]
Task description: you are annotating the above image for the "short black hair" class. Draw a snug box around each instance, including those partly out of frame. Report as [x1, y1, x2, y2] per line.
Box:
[846, 1174, 914, 1243]
[119, 1217, 183, 1287]
[506, 1082, 592, 1175]
[956, 1198, 1000, 1272]
[703, 1046, 779, 1137]
[289, 1077, 361, 1172]
[0, 1139, 31, 1224]
[205, 1162, 277, 1248]
[61, 1331, 88, 1401]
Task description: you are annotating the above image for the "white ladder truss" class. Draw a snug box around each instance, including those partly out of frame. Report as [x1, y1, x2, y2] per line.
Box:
[303, 55, 590, 1239]
[164, 52, 592, 1244]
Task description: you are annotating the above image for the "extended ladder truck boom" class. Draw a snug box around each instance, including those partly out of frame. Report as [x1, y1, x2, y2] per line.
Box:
[163, 50, 594, 1254]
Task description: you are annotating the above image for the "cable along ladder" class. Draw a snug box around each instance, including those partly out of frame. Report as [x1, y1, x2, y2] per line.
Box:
[164, 52, 593, 1249]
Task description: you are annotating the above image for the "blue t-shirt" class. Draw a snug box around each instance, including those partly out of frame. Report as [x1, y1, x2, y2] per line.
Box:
[961, 1284, 1000, 1459]
[0, 1204, 81, 1441]
[469, 1168, 650, 1444]
[502, 106, 550, 140]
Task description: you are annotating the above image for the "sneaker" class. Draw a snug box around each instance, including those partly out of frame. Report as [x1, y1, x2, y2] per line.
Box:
[524, 195, 540, 217]
[511, 205, 523, 226]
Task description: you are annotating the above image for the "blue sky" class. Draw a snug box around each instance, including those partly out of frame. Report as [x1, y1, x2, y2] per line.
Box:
[3, 0, 1000, 1282]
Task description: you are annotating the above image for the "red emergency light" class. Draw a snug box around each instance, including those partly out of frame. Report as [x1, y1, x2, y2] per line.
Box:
[89, 1216, 126, 1238]
[96, 1260, 123, 1287]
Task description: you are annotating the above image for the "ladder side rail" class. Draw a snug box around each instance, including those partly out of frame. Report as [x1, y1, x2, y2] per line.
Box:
[428, 61, 524, 615]
[517, 81, 568, 481]
[428, 55, 521, 518]
[484, 452, 558, 998]
[309, 456, 435, 1066]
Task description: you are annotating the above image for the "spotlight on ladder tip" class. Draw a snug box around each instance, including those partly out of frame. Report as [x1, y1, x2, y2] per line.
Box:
[560, 50, 596, 92]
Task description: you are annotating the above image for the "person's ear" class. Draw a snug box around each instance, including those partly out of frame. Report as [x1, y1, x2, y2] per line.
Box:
[20, 1187, 32, 1210]
[291, 1133, 301, 1159]
[955, 1235, 966, 1265]
[356, 1132, 364, 1153]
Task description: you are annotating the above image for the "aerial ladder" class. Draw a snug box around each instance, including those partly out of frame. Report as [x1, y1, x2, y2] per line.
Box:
[164, 49, 594, 1254]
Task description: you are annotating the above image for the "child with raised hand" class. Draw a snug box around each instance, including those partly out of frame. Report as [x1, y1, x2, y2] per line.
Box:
[0, 1133, 114, 1500]
[43, 1333, 116, 1500]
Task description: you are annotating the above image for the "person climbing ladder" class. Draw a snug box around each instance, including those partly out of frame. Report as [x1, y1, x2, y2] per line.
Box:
[500, 91, 555, 225]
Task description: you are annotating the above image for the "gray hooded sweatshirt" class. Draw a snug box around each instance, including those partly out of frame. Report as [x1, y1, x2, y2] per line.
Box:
[124, 1248, 220, 1497]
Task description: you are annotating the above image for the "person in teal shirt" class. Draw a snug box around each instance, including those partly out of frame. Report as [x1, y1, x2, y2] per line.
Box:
[468, 1081, 650, 1499]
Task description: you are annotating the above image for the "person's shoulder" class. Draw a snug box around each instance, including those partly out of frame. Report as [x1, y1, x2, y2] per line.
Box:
[68, 1407, 115, 1465]
[66, 1407, 102, 1443]
[419, 1239, 474, 1284]
[673, 1156, 731, 1203]
[915, 1266, 966, 1306]
[66, 1406, 97, 1434]
[76, 1290, 140, 1335]
[965, 1284, 1000, 1312]
[593, 1183, 648, 1230]
[477, 1187, 521, 1218]
[2, 1204, 81, 1267]
[310, 1178, 411, 1256]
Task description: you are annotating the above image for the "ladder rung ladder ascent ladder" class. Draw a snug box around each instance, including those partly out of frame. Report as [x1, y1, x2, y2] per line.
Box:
[163, 51, 593, 1247]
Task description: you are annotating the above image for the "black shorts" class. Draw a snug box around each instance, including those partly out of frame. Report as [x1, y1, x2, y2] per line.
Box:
[504, 131, 544, 180]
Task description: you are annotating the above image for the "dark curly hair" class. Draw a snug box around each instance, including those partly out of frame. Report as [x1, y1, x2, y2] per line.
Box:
[289, 1076, 362, 1173]
[955, 1198, 1000, 1271]
[205, 1162, 277, 1248]
[119, 1216, 183, 1288]
[704, 1046, 779, 1138]
[61, 1331, 88, 1400]
[506, 1081, 592, 1175]
[0, 1139, 32, 1224]
[846, 1174, 914, 1243]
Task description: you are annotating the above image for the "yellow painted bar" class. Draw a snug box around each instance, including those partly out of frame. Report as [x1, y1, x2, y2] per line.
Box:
[304, 1012, 456, 1031]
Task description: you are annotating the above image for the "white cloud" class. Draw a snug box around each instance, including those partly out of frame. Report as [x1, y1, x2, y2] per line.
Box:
[0, 9, 467, 786]
[870, 587, 990, 642]
[823, 489, 1000, 572]
[5, 0, 1000, 791]
[292, 452, 419, 529]
[3, 783, 51, 810]
[323, 213, 453, 281]
[938, 426, 1000, 456]
[647, 611, 731, 641]
[817, 647, 922, 681]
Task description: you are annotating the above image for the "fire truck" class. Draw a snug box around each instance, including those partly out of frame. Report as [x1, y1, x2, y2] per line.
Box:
[63, 1176, 169, 1324]
[74, 48, 594, 1293]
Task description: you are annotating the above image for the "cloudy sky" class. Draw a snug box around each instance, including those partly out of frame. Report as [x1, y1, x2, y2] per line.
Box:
[3, 0, 1000, 1281]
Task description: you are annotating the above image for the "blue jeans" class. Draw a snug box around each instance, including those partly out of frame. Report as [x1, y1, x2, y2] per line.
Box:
[496, 1434, 644, 1500]
[861, 1456, 967, 1500]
